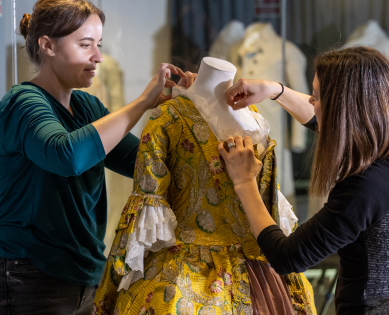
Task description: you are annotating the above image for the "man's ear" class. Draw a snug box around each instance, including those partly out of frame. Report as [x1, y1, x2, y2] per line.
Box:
[38, 35, 56, 57]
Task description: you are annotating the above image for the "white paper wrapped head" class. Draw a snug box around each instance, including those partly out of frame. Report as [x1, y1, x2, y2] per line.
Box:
[172, 57, 270, 154]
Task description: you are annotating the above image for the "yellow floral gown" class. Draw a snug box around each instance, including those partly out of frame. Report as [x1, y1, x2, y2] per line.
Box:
[93, 94, 316, 315]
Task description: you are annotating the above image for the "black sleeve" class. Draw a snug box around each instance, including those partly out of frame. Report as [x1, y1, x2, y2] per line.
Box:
[257, 167, 389, 275]
[303, 116, 318, 132]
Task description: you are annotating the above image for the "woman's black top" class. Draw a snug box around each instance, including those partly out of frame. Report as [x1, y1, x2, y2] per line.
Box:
[257, 116, 389, 314]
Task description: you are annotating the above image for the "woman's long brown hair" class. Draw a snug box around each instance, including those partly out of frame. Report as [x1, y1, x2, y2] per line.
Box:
[310, 47, 389, 197]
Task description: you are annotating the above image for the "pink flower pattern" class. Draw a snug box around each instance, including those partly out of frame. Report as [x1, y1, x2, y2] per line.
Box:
[208, 156, 224, 175]
[168, 245, 183, 255]
[214, 179, 221, 191]
[138, 305, 147, 315]
[209, 280, 223, 293]
[142, 133, 151, 144]
[180, 139, 194, 153]
[217, 267, 233, 286]
[146, 291, 154, 304]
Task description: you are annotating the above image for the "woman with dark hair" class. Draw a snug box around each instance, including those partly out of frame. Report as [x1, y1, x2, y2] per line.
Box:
[219, 47, 389, 314]
[0, 0, 194, 314]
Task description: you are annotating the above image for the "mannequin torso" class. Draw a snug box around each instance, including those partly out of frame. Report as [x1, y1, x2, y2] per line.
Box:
[343, 20, 389, 57]
[178, 57, 269, 154]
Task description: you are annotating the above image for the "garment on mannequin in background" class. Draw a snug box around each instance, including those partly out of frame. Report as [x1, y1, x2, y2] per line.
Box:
[343, 20, 389, 57]
[209, 20, 245, 61]
[94, 81, 316, 314]
[228, 23, 309, 200]
[79, 54, 132, 257]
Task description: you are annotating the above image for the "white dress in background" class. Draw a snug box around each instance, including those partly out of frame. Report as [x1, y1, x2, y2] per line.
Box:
[343, 20, 389, 56]
[229, 22, 309, 199]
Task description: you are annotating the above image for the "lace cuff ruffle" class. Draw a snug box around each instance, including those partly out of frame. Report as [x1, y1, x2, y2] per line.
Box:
[117, 200, 177, 291]
[278, 190, 298, 236]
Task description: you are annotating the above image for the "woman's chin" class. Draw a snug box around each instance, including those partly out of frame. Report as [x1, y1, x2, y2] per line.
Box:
[77, 79, 93, 89]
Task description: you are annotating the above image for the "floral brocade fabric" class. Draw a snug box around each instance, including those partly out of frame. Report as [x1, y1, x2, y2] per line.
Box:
[94, 96, 316, 315]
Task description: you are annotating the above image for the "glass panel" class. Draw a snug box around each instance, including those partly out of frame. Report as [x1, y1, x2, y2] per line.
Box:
[0, 0, 36, 97]
[0, 0, 12, 97]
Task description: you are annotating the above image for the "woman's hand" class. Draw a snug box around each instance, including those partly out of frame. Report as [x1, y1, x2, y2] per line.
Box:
[225, 79, 282, 110]
[218, 136, 263, 190]
[177, 71, 197, 89]
[139, 63, 186, 109]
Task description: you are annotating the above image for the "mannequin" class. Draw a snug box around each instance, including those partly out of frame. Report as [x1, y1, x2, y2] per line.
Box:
[187, 57, 236, 102]
[178, 57, 296, 235]
[343, 20, 389, 57]
[209, 20, 245, 61]
[94, 57, 316, 315]
[184, 57, 269, 154]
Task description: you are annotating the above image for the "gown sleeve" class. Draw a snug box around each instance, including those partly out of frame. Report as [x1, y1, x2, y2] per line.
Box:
[114, 104, 183, 291]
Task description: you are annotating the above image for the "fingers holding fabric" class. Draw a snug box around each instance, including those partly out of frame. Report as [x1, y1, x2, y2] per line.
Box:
[177, 71, 197, 89]
[218, 136, 263, 188]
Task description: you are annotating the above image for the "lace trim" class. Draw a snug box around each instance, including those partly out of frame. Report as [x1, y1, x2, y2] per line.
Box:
[117, 203, 177, 291]
[277, 190, 298, 236]
[172, 86, 270, 145]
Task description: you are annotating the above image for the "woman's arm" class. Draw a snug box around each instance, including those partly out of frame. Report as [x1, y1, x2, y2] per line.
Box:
[102, 69, 197, 177]
[92, 63, 185, 154]
[104, 132, 139, 178]
[218, 136, 388, 275]
[225, 79, 314, 125]
[1, 64, 187, 177]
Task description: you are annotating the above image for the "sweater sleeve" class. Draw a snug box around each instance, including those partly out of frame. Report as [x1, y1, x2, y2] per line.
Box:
[104, 132, 139, 178]
[2, 90, 106, 177]
[80, 95, 140, 178]
[257, 168, 389, 275]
